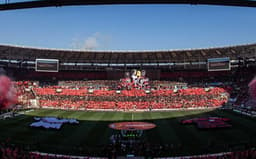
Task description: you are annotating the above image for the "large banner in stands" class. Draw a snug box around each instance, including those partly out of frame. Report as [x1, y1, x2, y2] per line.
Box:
[207, 57, 230, 71]
[35, 59, 59, 72]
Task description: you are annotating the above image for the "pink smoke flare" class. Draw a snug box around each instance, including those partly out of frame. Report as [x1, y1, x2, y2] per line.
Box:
[0, 75, 17, 109]
[248, 77, 256, 99]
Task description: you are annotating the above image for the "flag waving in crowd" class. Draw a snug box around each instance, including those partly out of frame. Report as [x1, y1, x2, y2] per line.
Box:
[119, 70, 149, 90]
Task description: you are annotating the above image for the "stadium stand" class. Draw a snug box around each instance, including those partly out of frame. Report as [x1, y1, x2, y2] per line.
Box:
[1, 140, 256, 159]
[1, 44, 256, 158]
[14, 80, 229, 111]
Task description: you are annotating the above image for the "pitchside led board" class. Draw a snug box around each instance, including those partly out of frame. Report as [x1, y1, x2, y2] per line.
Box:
[35, 59, 59, 72]
[207, 57, 230, 71]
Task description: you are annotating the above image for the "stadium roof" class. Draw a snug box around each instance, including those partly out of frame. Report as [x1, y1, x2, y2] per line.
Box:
[0, 43, 255, 64]
[0, 0, 256, 10]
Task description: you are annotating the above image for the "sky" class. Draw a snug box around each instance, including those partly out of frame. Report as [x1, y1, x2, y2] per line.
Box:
[0, 4, 255, 51]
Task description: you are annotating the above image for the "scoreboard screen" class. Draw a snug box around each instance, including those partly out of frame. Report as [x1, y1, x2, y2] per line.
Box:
[207, 57, 230, 71]
[35, 59, 59, 72]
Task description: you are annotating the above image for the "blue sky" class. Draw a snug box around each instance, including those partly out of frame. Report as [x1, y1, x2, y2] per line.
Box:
[0, 4, 255, 50]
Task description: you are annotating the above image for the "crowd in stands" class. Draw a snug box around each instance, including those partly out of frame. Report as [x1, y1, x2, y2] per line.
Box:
[13, 81, 36, 106]
[0, 142, 106, 159]
[1, 140, 256, 159]
[33, 86, 229, 110]
[10, 78, 232, 111]
[12, 67, 256, 112]
[33, 87, 230, 97]
[58, 80, 117, 89]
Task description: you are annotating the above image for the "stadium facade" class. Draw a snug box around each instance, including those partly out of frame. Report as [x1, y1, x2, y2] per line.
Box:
[0, 43, 255, 80]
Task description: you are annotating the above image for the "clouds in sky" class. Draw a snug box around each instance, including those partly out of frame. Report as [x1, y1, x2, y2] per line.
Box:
[71, 32, 111, 50]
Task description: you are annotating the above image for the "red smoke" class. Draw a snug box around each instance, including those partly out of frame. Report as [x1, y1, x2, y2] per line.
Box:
[248, 77, 256, 99]
[0, 75, 17, 109]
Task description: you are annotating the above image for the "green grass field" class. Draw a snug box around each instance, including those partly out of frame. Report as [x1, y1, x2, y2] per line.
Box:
[1, 109, 256, 157]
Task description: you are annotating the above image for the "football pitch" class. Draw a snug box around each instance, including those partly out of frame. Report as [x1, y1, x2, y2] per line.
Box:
[1, 109, 256, 157]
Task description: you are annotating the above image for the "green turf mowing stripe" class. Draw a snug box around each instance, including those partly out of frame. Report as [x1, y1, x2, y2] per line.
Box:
[110, 111, 125, 121]
[95, 112, 120, 145]
[121, 112, 132, 121]
[157, 112, 180, 144]
[82, 112, 111, 145]
[152, 115, 174, 144]
[142, 111, 165, 145]
[80, 111, 101, 121]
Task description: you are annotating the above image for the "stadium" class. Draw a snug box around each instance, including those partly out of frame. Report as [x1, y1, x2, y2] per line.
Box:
[1, 1, 256, 159]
